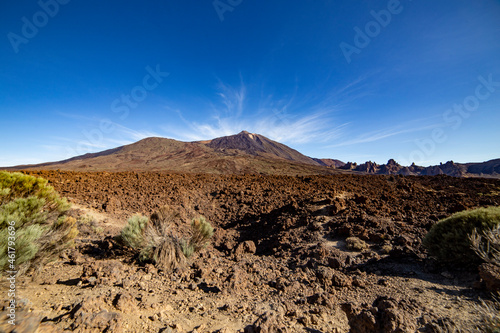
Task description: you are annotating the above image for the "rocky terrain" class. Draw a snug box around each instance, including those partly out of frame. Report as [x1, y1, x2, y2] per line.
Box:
[1, 170, 499, 332]
[339, 159, 500, 178]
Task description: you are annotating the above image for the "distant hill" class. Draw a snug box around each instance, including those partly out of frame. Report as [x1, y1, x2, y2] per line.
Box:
[312, 158, 346, 168]
[3, 131, 498, 178]
[4, 132, 343, 175]
[339, 158, 500, 178]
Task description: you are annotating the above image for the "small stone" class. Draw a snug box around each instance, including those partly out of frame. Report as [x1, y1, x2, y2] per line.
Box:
[328, 257, 342, 269]
[378, 279, 388, 286]
[352, 276, 366, 288]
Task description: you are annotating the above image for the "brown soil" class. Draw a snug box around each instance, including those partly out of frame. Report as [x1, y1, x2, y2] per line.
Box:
[2, 171, 500, 332]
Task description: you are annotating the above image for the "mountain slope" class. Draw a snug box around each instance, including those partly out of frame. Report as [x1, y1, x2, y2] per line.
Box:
[5, 133, 339, 175]
[312, 158, 346, 168]
[204, 131, 321, 165]
[4, 132, 498, 177]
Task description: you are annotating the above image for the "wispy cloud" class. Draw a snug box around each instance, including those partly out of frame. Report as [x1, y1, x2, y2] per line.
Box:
[329, 119, 439, 148]
[162, 78, 353, 145]
[215, 75, 246, 117]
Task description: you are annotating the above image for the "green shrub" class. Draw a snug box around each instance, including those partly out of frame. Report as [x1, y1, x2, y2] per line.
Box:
[119, 214, 149, 250]
[0, 171, 76, 274]
[423, 206, 500, 264]
[0, 224, 43, 272]
[183, 216, 214, 256]
[180, 239, 195, 259]
[0, 171, 69, 211]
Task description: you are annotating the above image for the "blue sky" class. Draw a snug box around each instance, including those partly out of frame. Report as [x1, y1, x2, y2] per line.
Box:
[1, 0, 499, 167]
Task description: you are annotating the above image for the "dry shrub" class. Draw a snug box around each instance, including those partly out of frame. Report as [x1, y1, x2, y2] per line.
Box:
[32, 216, 78, 267]
[119, 206, 212, 271]
[470, 224, 500, 266]
[381, 244, 392, 254]
[151, 237, 186, 272]
[141, 207, 186, 271]
[470, 224, 500, 332]
[346, 236, 368, 251]
[473, 297, 500, 333]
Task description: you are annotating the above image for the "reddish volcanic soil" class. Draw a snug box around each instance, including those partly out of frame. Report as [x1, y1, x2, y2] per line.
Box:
[2, 171, 500, 332]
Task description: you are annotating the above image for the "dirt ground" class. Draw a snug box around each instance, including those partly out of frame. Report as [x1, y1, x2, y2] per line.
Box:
[2, 171, 500, 332]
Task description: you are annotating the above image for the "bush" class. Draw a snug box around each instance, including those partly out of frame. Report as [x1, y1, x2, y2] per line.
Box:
[141, 207, 186, 271]
[474, 298, 500, 333]
[470, 224, 500, 266]
[423, 206, 500, 264]
[119, 214, 149, 250]
[181, 216, 214, 258]
[118, 206, 213, 271]
[77, 214, 104, 236]
[0, 171, 77, 275]
[346, 236, 368, 251]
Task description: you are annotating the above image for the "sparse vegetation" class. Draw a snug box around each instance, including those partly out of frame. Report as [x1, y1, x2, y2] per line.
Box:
[118, 206, 213, 271]
[346, 236, 368, 251]
[78, 214, 95, 226]
[470, 224, 500, 266]
[181, 216, 214, 258]
[423, 206, 500, 265]
[119, 214, 149, 250]
[140, 207, 186, 271]
[470, 223, 500, 332]
[473, 298, 500, 333]
[381, 244, 393, 254]
[76, 214, 104, 236]
[0, 171, 77, 275]
[425, 207, 500, 331]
